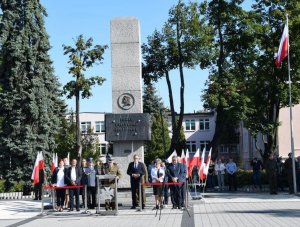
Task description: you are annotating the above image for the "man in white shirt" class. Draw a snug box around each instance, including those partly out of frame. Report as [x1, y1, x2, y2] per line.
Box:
[66, 159, 82, 211]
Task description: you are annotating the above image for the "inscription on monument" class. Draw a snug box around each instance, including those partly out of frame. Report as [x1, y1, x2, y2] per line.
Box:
[105, 113, 151, 141]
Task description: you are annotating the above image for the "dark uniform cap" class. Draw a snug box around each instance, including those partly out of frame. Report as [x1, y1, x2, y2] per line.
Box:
[87, 157, 93, 163]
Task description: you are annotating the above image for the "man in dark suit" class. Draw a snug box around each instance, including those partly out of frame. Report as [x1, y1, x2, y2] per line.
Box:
[65, 159, 82, 211]
[167, 155, 186, 209]
[127, 154, 145, 209]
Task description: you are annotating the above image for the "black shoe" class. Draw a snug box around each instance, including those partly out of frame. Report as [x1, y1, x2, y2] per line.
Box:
[130, 206, 136, 209]
[156, 205, 159, 210]
[172, 205, 177, 209]
[142, 205, 145, 209]
[178, 206, 182, 209]
[76, 209, 80, 212]
[68, 208, 74, 212]
[33, 198, 38, 200]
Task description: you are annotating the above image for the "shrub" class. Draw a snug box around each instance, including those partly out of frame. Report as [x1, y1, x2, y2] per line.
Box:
[9, 181, 25, 192]
[0, 180, 5, 193]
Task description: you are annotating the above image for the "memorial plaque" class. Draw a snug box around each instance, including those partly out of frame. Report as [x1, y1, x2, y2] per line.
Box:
[105, 113, 151, 141]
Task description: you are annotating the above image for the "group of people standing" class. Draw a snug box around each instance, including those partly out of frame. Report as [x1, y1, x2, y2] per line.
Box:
[127, 154, 187, 210]
[50, 155, 121, 212]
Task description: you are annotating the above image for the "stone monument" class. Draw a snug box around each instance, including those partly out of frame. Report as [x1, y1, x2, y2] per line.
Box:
[107, 17, 150, 188]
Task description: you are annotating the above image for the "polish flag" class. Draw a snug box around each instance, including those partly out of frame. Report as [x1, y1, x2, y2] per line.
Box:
[51, 153, 58, 173]
[181, 150, 186, 164]
[31, 152, 44, 185]
[203, 148, 212, 177]
[199, 148, 206, 181]
[167, 150, 177, 163]
[188, 148, 200, 177]
[275, 23, 288, 68]
[185, 149, 190, 178]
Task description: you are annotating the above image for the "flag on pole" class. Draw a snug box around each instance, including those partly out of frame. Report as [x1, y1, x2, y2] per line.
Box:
[188, 148, 200, 177]
[67, 152, 70, 165]
[199, 148, 206, 181]
[51, 153, 58, 173]
[203, 148, 212, 177]
[275, 23, 288, 68]
[181, 150, 186, 164]
[31, 152, 44, 185]
[167, 150, 177, 163]
[185, 149, 190, 178]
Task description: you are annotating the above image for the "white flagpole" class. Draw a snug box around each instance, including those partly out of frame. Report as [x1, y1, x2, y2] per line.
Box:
[286, 14, 297, 194]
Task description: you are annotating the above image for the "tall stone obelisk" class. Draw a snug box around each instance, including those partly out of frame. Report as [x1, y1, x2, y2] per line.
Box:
[110, 17, 144, 188]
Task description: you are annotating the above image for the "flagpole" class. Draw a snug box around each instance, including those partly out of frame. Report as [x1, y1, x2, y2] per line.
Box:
[286, 14, 297, 194]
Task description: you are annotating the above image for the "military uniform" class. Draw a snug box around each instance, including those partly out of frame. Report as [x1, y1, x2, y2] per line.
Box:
[101, 162, 121, 210]
[265, 157, 278, 194]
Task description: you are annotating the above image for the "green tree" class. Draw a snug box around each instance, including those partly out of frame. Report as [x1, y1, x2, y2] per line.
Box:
[142, 1, 212, 156]
[202, 0, 251, 157]
[202, 0, 300, 161]
[63, 35, 107, 160]
[145, 113, 171, 164]
[54, 111, 77, 159]
[143, 82, 164, 114]
[0, 0, 63, 189]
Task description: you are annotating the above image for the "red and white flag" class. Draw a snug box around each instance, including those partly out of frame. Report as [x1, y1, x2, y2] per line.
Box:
[31, 152, 44, 185]
[203, 148, 212, 177]
[188, 148, 200, 177]
[199, 148, 206, 181]
[167, 150, 177, 163]
[51, 153, 58, 173]
[185, 149, 190, 178]
[275, 23, 288, 68]
[181, 150, 186, 164]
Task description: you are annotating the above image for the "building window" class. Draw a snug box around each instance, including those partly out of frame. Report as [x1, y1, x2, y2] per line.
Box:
[95, 121, 105, 133]
[81, 122, 91, 133]
[99, 144, 107, 155]
[200, 141, 210, 151]
[186, 141, 197, 152]
[185, 119, 195, 131]
[199, 119, 210, 130]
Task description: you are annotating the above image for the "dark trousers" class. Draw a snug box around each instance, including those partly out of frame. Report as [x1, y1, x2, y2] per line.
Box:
[87, 186, 97, 208]
[287, 173, 294, 193]
[268, 173, 278, 194]
[69, 188, 80, 209]
[131, 181, 144, 207]
[228, 173, 237, 191]
[252, 171, 262, 189]
[170, 185, 183, 207]
[164, 185, 169, 205]
[34, 183, 42, 199]
[56, 189, 66, 207]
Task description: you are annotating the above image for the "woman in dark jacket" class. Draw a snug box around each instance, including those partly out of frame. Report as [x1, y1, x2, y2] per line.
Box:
[51, 159, 67, 211]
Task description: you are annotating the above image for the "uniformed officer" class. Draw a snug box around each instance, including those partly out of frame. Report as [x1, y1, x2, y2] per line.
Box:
[84, 158, 99, 209]
[101, 155, 121, 210]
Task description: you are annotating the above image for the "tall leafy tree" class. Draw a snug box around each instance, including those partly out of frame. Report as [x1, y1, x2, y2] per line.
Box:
[0, 0, 63, 188]
[202, 0, 252, 158]
[142, 1, 212, 156]
[202, 0, 300, 160]
[243, 0, 300, 159]
[63, 35, 107, 159]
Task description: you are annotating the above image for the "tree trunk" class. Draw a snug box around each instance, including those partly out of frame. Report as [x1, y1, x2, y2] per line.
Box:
[75, 89, 81, 160]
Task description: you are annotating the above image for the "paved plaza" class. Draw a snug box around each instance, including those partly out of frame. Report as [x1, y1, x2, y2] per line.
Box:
[1, 191, 300, 227]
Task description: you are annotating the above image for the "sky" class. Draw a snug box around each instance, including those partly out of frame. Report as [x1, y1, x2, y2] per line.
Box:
[40, 0, 251, 114]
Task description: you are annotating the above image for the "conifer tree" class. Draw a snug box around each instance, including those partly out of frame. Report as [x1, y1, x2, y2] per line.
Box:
[0, 0, 63, 189]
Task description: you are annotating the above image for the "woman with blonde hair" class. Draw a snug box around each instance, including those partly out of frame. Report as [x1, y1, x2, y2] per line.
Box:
[151, 158, 165, 210]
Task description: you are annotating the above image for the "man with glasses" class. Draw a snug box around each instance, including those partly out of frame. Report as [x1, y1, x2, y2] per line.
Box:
[127, 154, 146, 209]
